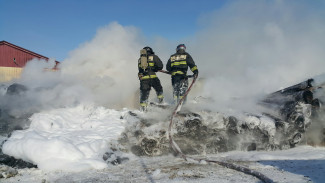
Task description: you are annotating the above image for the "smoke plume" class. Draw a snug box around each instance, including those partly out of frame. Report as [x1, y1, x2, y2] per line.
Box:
[2, 0, 325, 120]
[189, 0, 325, 114]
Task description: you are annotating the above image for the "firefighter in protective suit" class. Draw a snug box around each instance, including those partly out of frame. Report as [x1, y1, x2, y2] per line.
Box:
[166, 44, 198, 103]
[138, 46, 164, 111]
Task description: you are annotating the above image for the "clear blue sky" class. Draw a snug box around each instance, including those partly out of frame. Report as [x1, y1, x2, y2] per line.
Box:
[0, 0, 226, 61]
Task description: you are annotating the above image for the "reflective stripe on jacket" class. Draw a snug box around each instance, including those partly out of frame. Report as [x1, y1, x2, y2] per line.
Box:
[166, 51, 198, 77]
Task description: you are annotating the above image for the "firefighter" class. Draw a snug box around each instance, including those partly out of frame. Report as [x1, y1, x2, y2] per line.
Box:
[166, 44, 198, 103]
[138, 46, 164, 111]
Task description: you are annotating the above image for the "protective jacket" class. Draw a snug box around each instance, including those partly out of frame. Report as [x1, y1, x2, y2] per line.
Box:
[166, 50, 198, 103]
[166, 51, 198, 77]
[138, 53, 164, 111]
[138, 54, 163, 80]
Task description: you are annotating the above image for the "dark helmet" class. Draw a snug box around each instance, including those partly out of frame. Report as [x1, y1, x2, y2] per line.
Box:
[176, 44, 186, 52]
[143, 46, 154, 54]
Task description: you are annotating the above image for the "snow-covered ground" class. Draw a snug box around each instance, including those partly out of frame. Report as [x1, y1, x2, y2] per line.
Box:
[1, 105, 325, 183]
[2, 146, 325, 183]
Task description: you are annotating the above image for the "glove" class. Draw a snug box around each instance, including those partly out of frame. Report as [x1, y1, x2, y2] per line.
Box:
[193, 70, 198, 78]
[138, 73, 143, 80]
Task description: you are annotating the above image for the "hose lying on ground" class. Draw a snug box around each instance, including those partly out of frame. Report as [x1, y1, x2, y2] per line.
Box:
[167, 74, 274, 183]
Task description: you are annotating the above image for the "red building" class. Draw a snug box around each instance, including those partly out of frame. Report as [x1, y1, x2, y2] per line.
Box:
[0, 40, 59, 82]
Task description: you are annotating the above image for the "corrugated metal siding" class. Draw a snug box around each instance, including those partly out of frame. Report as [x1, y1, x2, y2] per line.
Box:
[0, 43, 46, 68]
[0, 67, 23, 82]
[0, 41, 58, 82]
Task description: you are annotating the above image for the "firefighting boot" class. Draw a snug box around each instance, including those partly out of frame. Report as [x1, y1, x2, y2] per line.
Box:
[140, 106, 147, 112]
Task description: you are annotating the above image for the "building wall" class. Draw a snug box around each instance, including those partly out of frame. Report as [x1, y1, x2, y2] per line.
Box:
[0, 41, 50, 82]
[0, 67, 23, 82]
[0, 42, 47, 68]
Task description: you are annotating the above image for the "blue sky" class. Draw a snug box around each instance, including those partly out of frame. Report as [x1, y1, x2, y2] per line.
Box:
[0, 0, 226, 61]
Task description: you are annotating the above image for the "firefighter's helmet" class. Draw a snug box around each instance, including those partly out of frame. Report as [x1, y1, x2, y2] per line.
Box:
[143, 46, 154, 54]
[176, 44, 186, 51]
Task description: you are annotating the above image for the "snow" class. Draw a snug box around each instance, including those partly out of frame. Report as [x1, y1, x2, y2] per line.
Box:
[2, 105, 127, 171]
[218, 145, 325, 161]
[1, 105, 325, 183]
[2, 146, 325, 183]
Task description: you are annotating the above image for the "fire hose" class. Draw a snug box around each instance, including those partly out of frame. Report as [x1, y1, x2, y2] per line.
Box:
[159, 70, 274, 183]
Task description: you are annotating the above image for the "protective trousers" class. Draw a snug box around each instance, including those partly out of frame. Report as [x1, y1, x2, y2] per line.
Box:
[140, 77, 164, 109]
[172, 75, 188, 104]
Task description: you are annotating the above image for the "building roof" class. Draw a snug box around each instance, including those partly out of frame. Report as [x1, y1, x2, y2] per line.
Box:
[0, 40, 49, 60]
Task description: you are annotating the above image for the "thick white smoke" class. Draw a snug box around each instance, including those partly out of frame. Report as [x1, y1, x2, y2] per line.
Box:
[1, 23, 147, 117]
[188, 0, 325, 114]
[2, 0, 325, 117]
[61, 22, 144, 108]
